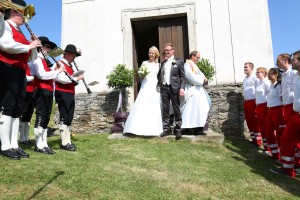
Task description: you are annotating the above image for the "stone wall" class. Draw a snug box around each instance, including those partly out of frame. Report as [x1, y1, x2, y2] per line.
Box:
[54, 84, 248, 136]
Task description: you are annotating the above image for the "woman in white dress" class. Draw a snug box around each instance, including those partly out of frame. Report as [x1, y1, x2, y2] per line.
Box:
[180, 51, 211, 135]
[123, 46, 163, 136]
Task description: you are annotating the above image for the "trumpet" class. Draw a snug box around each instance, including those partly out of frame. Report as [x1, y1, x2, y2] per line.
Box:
[0, 0, 36, 22]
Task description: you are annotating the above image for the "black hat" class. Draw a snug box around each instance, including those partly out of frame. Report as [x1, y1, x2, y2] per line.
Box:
[11, 0, 26, 7]
[64, 44, 80, 57]
[38, 36, 57, 50]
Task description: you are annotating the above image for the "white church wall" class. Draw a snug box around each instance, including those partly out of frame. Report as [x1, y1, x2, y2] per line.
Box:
[62, 0, 274, 93]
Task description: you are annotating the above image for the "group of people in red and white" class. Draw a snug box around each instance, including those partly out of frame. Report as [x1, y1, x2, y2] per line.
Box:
[0, 0, 84, 160]
[243, 50, 300, 178]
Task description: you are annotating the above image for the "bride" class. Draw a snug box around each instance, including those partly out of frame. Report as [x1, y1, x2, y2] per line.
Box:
[123, 46, 163, 136]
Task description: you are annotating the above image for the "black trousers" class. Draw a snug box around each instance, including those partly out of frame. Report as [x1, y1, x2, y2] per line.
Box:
[160, 84, 182, 134]
[0, 62, 26, 118]
[55, 91, 75, 126]
[20, 92, 34, 122]
[33, 88, 53, 128]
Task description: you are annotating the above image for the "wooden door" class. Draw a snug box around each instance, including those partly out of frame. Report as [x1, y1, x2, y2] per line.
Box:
[158, 17, 189, 61]
[132, 27, 139, 100]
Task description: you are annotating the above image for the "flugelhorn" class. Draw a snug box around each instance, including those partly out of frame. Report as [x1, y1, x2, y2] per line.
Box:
[0, 0, 35, 22]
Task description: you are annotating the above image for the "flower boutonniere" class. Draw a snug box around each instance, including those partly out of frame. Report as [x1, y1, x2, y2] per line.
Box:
[171, 59, 177, 65]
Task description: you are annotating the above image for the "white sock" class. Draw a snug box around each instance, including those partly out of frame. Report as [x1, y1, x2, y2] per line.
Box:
[19, 121, 26, 142]
[24, 122, 30, 141]
[10, 118, 20, 148]
[34, 127, 44, 149]
[0, 115, 12, 151]
[67, 126, 72, 144]
[60, 124, 68, 145]
[42, 128, 48, 148]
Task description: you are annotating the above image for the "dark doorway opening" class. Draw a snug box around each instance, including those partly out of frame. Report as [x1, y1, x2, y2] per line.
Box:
[131, 16, 189, 99]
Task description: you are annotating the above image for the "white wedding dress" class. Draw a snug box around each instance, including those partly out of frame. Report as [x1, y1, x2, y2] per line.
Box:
[123, 60, 163, 136]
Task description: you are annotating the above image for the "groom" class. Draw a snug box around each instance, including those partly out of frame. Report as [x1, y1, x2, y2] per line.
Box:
[157, 43, 186, 140]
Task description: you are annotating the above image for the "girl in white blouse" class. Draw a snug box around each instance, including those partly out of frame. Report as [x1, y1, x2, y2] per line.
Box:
[265, 68, 285, 160]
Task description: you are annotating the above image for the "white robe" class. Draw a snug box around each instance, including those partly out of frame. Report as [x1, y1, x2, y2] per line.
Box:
[180, 61, 210, 128]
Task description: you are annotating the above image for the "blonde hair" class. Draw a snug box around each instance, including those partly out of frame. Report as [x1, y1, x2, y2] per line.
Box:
[149, 46, 160, 61]
[256, 67, 267, 77]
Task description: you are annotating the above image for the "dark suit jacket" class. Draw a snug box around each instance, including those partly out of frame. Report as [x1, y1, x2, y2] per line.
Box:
[157, 58, 186, 94]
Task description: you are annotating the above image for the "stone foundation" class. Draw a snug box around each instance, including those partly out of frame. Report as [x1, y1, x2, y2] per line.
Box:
[54, 84, 248, 137]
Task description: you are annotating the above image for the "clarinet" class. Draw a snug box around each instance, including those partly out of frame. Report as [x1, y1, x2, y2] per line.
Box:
[70, 61, 92, 94]
[24, 23, 53, 67]
[51, 57, 78, 86]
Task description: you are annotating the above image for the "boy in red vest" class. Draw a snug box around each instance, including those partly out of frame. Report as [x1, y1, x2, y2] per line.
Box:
[55, 44, 84, 151]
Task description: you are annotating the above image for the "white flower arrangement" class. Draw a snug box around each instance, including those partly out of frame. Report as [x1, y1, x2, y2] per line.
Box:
[172, 59, 177, 65]
[138, 66, 150, 78]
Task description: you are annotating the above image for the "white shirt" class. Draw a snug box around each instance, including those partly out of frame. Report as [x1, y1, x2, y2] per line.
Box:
[163, 55, 174, 85]
[281, 67, 298, 105]
[267, 82, 282, 107]
[292, 74, 300, 112]
[30, 53, 60, 80]
[255, 78, 270, 104]
[243, 73, 257, 100]
[0, 20, 37, 61]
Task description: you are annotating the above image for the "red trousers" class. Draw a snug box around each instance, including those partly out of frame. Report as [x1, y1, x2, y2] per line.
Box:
[280, 112, 300, 177]
[256, 103, 268, 150]
[244, 99, 260, 145]
[283, 104, 300, 168]
[265, 106, 285, 159]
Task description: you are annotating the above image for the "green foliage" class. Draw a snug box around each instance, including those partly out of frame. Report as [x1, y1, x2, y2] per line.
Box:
[196, 58, 215, 81]
[106, 64, 134, 90]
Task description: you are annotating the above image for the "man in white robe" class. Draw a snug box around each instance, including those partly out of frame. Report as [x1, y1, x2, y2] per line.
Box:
[180, 51, 211, 135]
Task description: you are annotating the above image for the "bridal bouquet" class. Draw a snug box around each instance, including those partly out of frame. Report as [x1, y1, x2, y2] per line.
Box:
[138, 66, 150, 78]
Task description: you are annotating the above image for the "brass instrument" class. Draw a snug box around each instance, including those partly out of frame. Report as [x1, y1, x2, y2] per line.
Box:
[0, 1, 53, 67]
[0, 0, 36, 22]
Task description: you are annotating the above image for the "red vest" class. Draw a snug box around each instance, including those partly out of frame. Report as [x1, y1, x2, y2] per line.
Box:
[34, 58, 54, 92]
[55, 61, 75, 93]
[0, 22, 30, 71]
[26, 67, 34, 92]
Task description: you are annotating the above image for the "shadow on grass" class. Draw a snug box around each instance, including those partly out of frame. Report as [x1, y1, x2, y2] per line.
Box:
[221, 91, 300, 196]
[225, 137, 300, 195]
[27, 171, 65, 200]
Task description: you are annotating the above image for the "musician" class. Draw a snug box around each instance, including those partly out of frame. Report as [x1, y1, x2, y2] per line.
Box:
[19, 66, 34, 146]
[0, 0, 42, 160]
[54, 44, 84, 151]
[30, 36, 65, 154]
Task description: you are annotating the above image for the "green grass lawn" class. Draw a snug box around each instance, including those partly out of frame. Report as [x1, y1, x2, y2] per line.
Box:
[0, 134, 299, 199]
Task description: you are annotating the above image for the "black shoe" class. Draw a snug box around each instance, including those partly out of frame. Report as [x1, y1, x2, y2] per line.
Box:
[175, 133, 182, 140]
[60, 143, 76, 151]
[160, 131, 171, 137]
[14, 147, 29, 158]
[44, 147, 54, 154]
[70, 143, 76, 149]
[0, 148, 20, 160]
[20, 140, 33, 146]
[34, 146, 51, 154]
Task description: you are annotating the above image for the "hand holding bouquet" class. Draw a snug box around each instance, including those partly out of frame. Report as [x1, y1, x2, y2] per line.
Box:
[138, 66, 150, 78]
